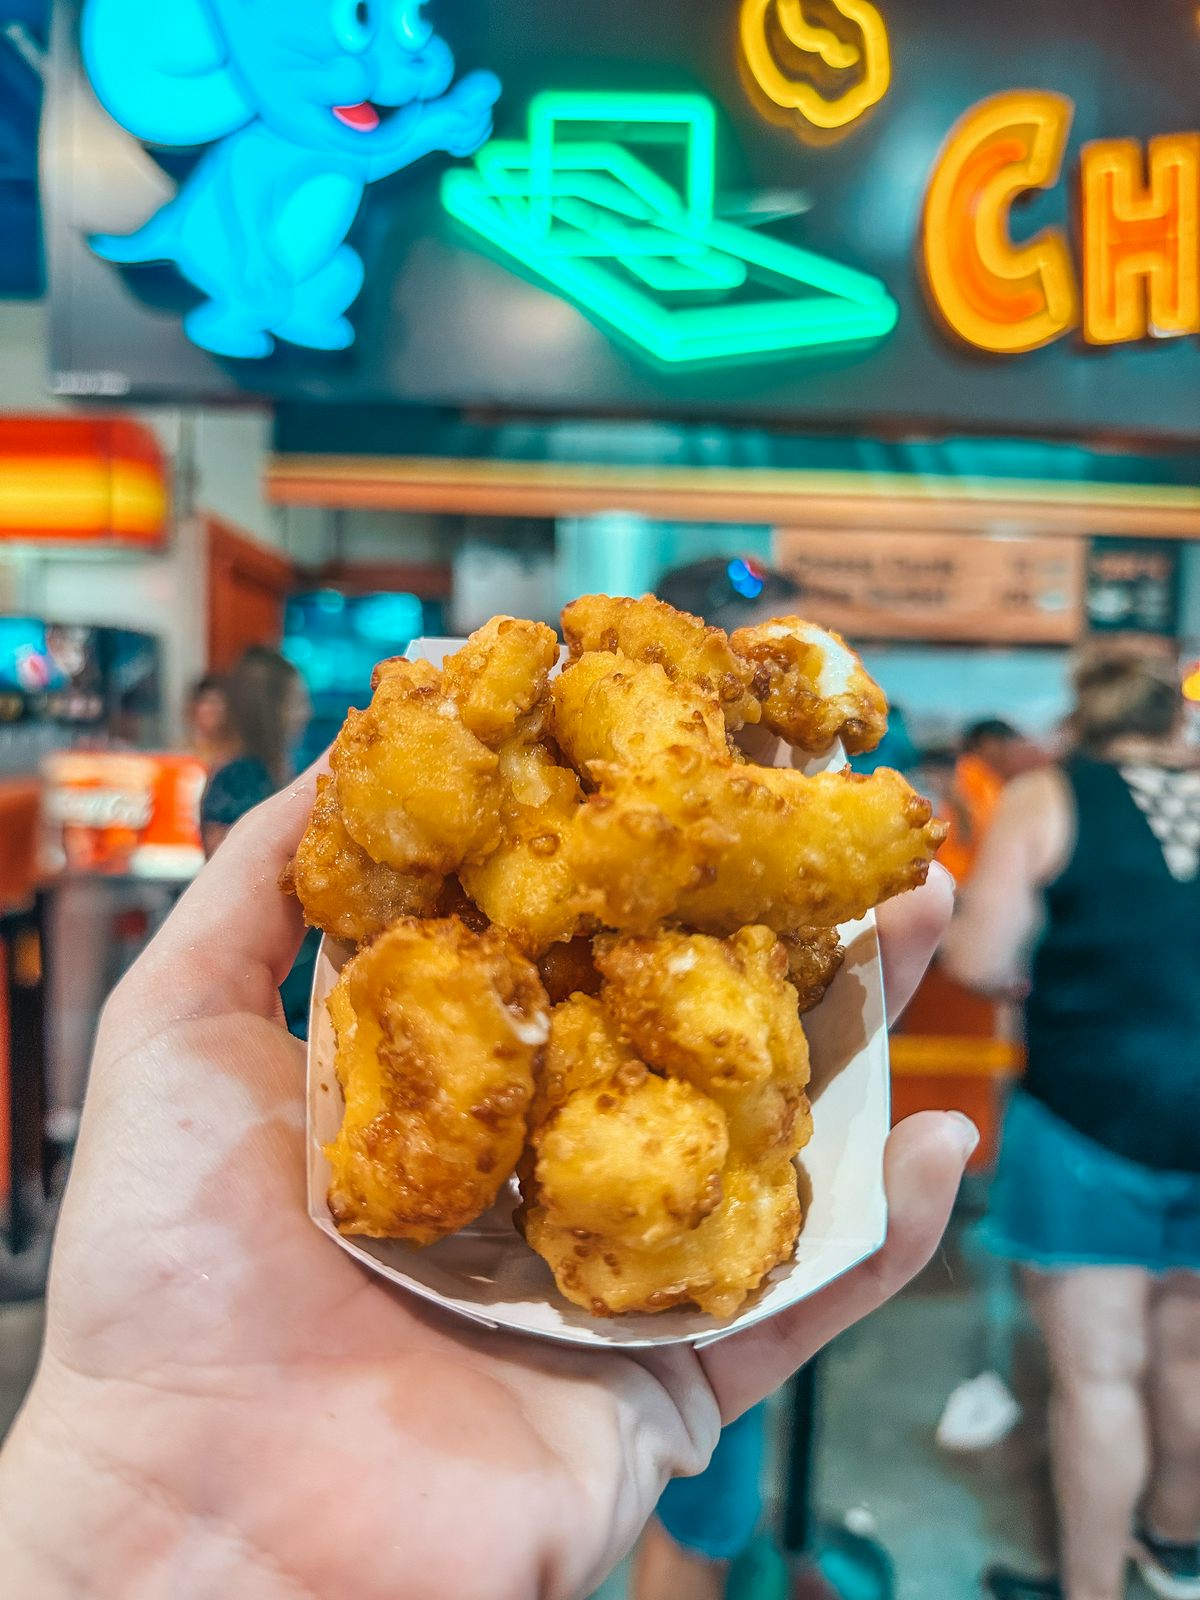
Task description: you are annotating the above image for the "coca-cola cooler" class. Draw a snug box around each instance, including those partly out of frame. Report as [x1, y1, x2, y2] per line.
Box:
[0, 621, 187, 1271]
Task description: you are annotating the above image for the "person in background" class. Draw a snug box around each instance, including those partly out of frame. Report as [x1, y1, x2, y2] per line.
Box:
[201, 648, 311, 856]
[656, 552, 803, 626]
[939, 719, 1046, 884]
[850, 700, 920, 778]
[186, 672, 236, 770]
[942, 650, 1200, 1600]
[202, 646, 314, 1034]
[915, 745, 961, 820]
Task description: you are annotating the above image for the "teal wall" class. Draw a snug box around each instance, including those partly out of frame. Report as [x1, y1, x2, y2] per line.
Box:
[556, 518, 772, 609]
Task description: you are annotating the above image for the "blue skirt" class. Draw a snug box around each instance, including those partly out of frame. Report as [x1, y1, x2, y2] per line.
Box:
[656, 1404, 767, 1561]
[982, 1089, 1200, 1273]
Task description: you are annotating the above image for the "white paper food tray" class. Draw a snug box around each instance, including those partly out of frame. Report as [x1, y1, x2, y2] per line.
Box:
[307, 638, 891, 1350]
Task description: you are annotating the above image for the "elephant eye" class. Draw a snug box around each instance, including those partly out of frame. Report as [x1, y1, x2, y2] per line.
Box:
[392, 0, 433, 48]
[331, 0, 375, 53]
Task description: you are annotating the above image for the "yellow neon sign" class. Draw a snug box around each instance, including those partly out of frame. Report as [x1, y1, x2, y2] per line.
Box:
[922, 90, 1078, 354]
[1081, 135, 1200, 345]
[740, 0, 891, 133]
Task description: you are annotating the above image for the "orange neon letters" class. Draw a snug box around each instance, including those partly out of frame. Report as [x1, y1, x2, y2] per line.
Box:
[1081, 135, 1200, 345]
[923, 90, 1078, 354]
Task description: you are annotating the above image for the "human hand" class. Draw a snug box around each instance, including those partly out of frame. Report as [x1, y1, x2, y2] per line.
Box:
[0, 774, 966, 1600]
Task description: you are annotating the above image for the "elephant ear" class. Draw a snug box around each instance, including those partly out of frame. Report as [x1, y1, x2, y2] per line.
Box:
[81, 0, 253, 147]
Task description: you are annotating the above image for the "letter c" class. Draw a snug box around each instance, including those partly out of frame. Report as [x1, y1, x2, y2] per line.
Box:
[922, 90, 1078, 354]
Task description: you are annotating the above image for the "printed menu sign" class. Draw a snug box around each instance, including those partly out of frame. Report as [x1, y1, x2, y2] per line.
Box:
[774, 530, 1085, 644]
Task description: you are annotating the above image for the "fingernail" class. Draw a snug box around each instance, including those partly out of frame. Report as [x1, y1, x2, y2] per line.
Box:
[931, 861, 958, 893]
[946, 1112, 980, 1159]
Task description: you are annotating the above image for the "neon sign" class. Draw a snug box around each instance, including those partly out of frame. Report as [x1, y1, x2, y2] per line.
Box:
[739, 0, 891, 133]
[1081, 136, 1200, 345]
[922, 90, 1200, 356]
[81, 0, 501, 359]
[441, 91, 899, 366]
[923, 91, 1078, 355]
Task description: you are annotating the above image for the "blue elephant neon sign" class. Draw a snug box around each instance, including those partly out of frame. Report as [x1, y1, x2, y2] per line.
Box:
[81, 0, 500, 359]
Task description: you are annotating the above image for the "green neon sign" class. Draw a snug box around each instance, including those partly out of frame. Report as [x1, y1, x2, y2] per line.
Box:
[441, 90, 899, 367]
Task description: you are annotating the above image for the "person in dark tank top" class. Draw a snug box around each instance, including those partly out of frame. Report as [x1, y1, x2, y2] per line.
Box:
[943, 648, 1200, 1600]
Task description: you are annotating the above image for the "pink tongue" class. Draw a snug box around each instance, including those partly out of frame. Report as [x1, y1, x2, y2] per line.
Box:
[333, 102, 380, 132]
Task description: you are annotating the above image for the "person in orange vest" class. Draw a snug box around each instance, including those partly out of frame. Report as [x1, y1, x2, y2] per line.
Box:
[939, 720, 1046, 885]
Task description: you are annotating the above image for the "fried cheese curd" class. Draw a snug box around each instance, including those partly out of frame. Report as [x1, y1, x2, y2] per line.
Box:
[550, 649, 729, 778]
[289, 617, 564, 946]
[459, 730, 586, 956]
[523, 1156, 802, 1320]
[537, 938, 603, 1006]
[325, 918, 549, 1245]
[561, 592, 763, 731]
[730, 618, 889, 756]
[781, 927, 847, 1014]
[289, 594, 933, 1319]
[520, 928, 812, 1316]
[441, 614, 560, 746]
[285, 774, 442, 945]
[573, 752, 945, 936]
[596, 926, 814, 1165]
[332, 657, 502, 877]
[595, 926, 807, 1096]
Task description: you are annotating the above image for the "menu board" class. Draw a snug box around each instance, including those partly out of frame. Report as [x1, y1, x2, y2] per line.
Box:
[1085, 539, 1181, 638]
[773, 529, 1085, 644]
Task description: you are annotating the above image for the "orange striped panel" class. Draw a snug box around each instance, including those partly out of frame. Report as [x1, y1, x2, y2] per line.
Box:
[0, 418, 168, 547]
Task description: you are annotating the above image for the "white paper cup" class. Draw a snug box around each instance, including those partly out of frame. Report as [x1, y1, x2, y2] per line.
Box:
[306, 639, 891, 1350]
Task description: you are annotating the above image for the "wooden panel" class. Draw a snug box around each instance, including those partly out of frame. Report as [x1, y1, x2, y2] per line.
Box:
[0, 416, 168, 547]
[205, 516, 297, 672]
[774, 528, 1085, 643]
[266, 453, 1200, 539]
[308, 562, 453, 600]
[891, 1073, 1002, 1173]
[0, 936, 8, 1205]
[889, 1036, 1024, 1080]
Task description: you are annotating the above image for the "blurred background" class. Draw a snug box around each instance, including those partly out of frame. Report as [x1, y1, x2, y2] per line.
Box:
[2, 1, 1199, 1595]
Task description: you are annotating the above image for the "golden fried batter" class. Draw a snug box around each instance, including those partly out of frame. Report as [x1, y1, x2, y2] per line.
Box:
[530, 993, 637, 1131]
[443, 616, 560, 747]
[730, 618, 889, 755]
[562, 593, 762, 731]
[459, 734, 586, 955]
[434, 876, 492, 934]
[596, 926, 809, 1095]
[538, 938, 602, 1007]
[574, 752, 945, 935]
[524, 1156, 800, 1319]
[718, 1079, 813, 1164]
[286, 775, 443, 946]
[325, 919, 549, 1245]
[333, 658, 502, 876]
[781, 927, 847, 1014]
[295, 592, 931, 1321]
[551, 651, 728, 781]
[533, 1067, 728, 1248]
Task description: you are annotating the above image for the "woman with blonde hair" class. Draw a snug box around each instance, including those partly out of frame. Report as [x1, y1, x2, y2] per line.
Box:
[944, 647, 1200, 1600]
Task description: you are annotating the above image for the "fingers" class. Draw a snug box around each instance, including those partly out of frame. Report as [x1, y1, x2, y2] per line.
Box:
[700, 1111, 976, 1422]
[106, 763, 323, 1036]
[877, 863, 954, 1020]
